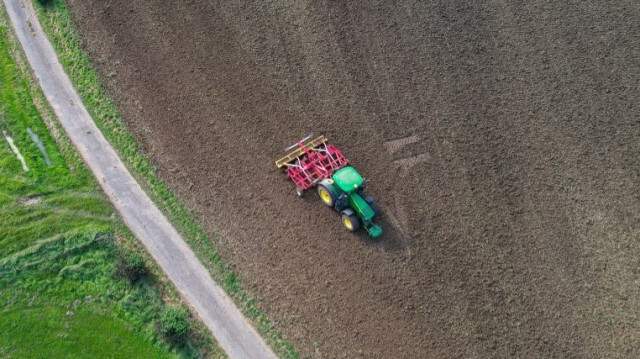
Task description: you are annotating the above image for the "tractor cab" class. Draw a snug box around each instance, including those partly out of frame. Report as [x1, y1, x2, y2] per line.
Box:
[332, 166, 364, 193]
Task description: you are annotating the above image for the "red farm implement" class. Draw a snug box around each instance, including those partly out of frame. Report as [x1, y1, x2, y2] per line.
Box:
[275, 134, 348, 196]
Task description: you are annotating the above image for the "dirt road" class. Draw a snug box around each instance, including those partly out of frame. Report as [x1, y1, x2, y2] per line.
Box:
[3, 0, 276, 357]
[61, 0, 640, 357]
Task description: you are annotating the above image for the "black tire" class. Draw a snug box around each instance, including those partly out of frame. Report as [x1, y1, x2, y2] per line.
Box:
[341, 209, 361, 232]
[365, 196, 381, 217]
[317, 183, 337, 207]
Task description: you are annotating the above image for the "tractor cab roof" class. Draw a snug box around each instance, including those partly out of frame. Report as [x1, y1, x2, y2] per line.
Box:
[332, 166, 363, 192]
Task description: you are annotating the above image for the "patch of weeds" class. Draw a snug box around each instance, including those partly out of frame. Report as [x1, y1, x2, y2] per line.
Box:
[117, 248, 147, 283]
[160, 306, 190, 344]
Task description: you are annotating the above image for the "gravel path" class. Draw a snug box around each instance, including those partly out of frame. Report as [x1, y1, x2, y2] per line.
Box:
[3, 1, 276, 357]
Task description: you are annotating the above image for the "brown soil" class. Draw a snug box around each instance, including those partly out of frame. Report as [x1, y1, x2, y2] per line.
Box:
[63, 1, 640, 358]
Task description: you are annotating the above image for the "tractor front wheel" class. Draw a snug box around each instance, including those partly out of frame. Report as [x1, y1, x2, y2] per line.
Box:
[318, 183, 337, 207]
[341, 209, 361, 232]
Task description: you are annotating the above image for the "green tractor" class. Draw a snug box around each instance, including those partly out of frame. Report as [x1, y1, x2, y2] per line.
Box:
[276, 135, 382, 238]
[317, 166, 383, 238]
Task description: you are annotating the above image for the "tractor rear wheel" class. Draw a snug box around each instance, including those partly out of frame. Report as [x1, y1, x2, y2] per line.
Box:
[317, 183, 337, 207]
[341, 209, 360, 232]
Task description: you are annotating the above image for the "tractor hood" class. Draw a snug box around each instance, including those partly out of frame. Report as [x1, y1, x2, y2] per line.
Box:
[332, 166, 364, 193]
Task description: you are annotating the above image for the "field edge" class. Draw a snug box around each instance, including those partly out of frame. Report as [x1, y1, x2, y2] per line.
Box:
[31, 0, 299, 357]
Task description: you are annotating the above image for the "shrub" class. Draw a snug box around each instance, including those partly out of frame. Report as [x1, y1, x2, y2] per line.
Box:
[160, 306, 189, 342]
[117, 249, 146, 282]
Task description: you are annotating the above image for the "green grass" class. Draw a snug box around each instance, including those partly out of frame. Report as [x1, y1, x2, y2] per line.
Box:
[33, 1, 299, 357]
[0, 7, 223, 358]
[1, 307, 169, 359]
[0, 233, 173, 359]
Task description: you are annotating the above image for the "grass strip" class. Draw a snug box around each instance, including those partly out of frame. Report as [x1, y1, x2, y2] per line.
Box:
[0, 4, 225, 357]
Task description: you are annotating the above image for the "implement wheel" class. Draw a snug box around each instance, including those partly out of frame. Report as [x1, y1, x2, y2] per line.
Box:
[341, 209, 360, 232]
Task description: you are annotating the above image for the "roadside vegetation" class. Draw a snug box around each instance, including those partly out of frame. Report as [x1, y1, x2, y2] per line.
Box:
[33, 0, 299, 357]
[0, 6, 223, 358]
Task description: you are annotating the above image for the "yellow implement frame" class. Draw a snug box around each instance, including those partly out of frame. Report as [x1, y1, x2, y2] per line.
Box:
[275, 135, 328, 168]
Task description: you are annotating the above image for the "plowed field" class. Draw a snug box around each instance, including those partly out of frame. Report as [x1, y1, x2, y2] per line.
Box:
[63, 1, 640, 357]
